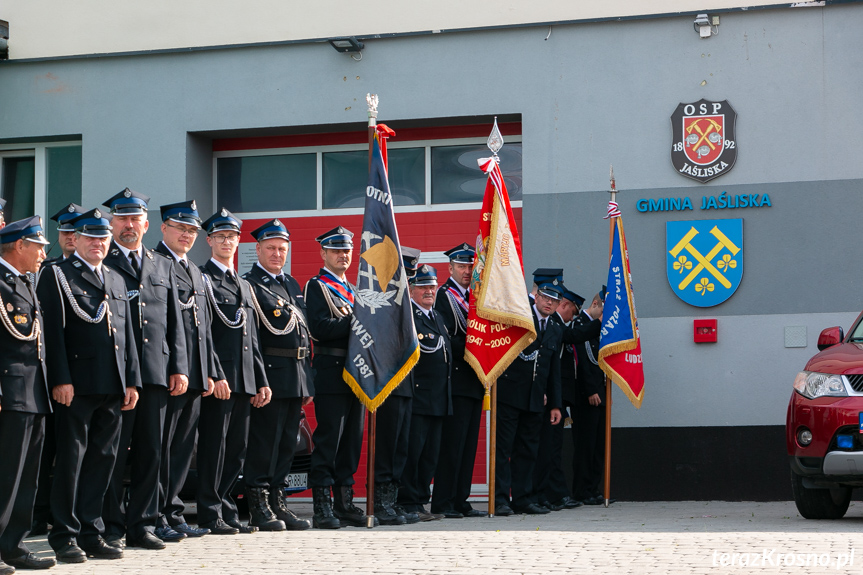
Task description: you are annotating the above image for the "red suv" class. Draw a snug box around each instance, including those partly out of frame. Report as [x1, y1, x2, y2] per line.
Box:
[786, 318, 863, 519]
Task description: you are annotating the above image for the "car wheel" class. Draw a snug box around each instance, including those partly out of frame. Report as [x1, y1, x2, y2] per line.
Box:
[790, 471, 851, 519]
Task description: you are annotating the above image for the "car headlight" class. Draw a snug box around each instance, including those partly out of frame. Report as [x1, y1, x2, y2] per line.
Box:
[793, 371, 848, 399]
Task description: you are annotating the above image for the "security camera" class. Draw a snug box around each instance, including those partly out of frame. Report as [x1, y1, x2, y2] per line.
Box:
[693, 13, 712, 38]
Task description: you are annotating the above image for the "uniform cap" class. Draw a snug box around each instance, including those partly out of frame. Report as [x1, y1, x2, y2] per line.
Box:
[561, 288, 585, 308]
[410, 264, 438, 286]
[160, 200, 202, 227]
[401, 246, 421, 279]
[444, 242, 476, 264]
[315, 226, 353, 249]
[51, 203, 86, 231]
[71, 208, 113, 238]
[202, 208, 242, 234]
[103, 188, 150, 215]
[0, 215, 51, 245]
[535, 269, 564, 300]
[250, 219, 290, 242]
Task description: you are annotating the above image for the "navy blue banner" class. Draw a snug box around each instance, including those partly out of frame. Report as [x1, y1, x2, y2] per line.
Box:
[342, 131, 419, 411]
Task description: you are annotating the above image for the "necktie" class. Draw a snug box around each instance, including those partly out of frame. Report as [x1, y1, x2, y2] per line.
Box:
[540, 318, 546, 332]
[179, 259, 189, 272]
[129, 251, 141, 276]
[20, 274, 36, 300]
[276, 273, 286, 288]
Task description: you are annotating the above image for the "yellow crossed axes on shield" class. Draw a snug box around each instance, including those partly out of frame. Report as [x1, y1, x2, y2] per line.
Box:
[669, 226, 740, 291]
[686, 118, 722, 151]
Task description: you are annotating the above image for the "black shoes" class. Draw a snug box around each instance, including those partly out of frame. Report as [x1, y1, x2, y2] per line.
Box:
[495, 504, 514, 516]
[53, 541, 87, 564]
[513, 503, 550, 515]
[199, 519, 240, 535]
[269, 488, 311, 530]
[554, 496, 583, 509]
[435, 506, 463, 519]
[5, 552, 56, 570]
[172, 523, 210, 537]
[392, 503, 420, 524]
[224, 518, 258, 534]
[413, 506, 443, 522]
[541, 500, 564, 512]
[104, 535, 125, 549]
[374, 482, 407, 526]
[582, 496, 616, 505]
[126, 532, 166, 550]
[311, 487, 340, 529]
[80, 538, 124, 559]
[460, 507, 487, 518]
[153, 525, 186, 542]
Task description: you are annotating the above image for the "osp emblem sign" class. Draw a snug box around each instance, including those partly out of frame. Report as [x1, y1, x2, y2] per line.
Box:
[666, 218, 743, 307]
[671, 99, 737, 183]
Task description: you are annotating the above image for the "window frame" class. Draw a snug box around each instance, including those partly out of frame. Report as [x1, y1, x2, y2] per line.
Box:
[0, 141, 83, 221]
[212, 135, 523, 219]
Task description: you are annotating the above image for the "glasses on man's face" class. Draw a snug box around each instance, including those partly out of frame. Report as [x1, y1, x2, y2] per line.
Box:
[211, 234, 240, 244]
[166, 222, 199, 237]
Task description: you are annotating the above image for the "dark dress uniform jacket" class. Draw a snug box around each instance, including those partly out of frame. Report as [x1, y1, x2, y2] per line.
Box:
[243, 264, 314, 399]
[553, 312, 602, 406]
[410, 304, 452, 417]
[201, 260, 267, 395]
[573, 311, 605, 403]
[37, 255, 141, 393]
[498, 311, 562, 413]
[434, 278, 483, 400]
[103, 242, 187, 386]
[0, 269, 50, 413]
[154, 242, 223, 388]
[304, 270, 354, 395]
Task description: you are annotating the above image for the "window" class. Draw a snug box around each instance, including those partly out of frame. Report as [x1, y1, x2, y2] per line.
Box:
[213, 124, 522, 217]
[0, 142, 82, 245]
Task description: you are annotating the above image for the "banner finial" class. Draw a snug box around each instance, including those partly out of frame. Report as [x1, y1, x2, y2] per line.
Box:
[487, 117, 504, 163]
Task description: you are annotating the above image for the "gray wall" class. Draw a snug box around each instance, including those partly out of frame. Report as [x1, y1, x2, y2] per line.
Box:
[1, 5, 861, 430]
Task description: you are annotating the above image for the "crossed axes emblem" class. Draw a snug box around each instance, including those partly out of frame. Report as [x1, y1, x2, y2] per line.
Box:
[669, 226, 740, 291]
[685, 118, 723, 152]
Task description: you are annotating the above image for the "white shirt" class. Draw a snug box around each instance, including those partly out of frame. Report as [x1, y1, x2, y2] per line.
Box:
[115, 243, 143, 260]
[449, 279, 468, 299]
[209, 257, 234, 276]
[256, 261, 282, 281]
[413, 300, 433, 318]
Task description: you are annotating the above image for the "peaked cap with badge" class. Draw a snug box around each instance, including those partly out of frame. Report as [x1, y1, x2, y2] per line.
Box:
[103, 188, 150, 215]
[444, 243, 476, 265]
[51, 203, 87, 231]
[202, 208, 242, 234]
[0, 216, 51, 245]
[315, 226, 353, 250]
[160, 200, 202, 226]
[250, 219, 290, 242]
[71, 208, 112, 238]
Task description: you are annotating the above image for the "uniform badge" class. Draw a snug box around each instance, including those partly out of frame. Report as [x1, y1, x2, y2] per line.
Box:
[111, 248, 119, 256]
[671, 99, 737, 183]
[72, 260, 82, 268]
[262, 276, 270, 283]
[6, 303, 13, 312]
[13, 314, 27, 325]
[124, 189, 132, 198]
[190, 200, 197, 210]
[277, 299, 284, 307]
[417, 333, 424, 340]
[273, 309, 281, 317]
[94, 209, 102, 218]
[428, 334, 435, 339]
[220, 208, 228, 217]
[146, 251, 154, 260]
[68, 205, 76, 213]
[666, 218, 743, 307]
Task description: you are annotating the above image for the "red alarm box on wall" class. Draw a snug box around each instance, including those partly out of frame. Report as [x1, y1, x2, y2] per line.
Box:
[694, 319, 717, 343]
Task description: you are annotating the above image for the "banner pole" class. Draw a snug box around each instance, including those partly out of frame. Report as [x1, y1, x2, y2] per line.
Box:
[488, 381, 497, 517]
[365, 93, 378, 528]
[603, 166, 616, 509]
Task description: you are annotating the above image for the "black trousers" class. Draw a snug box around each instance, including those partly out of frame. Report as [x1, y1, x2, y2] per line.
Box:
[398, 413, 443, 509]
[0, 411, 45, 560]
[374, 395, 411, 484]
[105, 384, 168, 539]
[532, 406, 569, 504]
[196, 394, 250, 524]
[32, 411, 55, 525]
[244, 396, 303, 489]
[572, 400, 605, 501]
[308, 391, 365, 488]
[494, 402, 542, 509]
[431, 395, 482, 513]
[49, 394, 122, 549]
[159, 391, 200, 528]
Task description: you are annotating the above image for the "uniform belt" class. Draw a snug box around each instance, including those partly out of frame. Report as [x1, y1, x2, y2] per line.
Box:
[263, 346, 309, 359]
[313, 345, 347, 358]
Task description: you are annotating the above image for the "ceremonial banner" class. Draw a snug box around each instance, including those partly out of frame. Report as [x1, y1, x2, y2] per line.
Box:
[598, 202, 645, 408]
[342, 125, 419, 411]
[464, 157, 536, 389]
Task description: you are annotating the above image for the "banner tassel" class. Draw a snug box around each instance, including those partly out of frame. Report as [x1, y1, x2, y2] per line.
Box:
[482, 387, 491, 411]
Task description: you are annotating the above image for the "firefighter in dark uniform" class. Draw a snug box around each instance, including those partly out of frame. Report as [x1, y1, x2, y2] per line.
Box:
[154, 201, 223, 539]
[494, 272, 564, 516]
[304, 226, 368, 529]
[533, 286, 601, 510]
[572, 289, 610, 505]
[37, 208, 141, 562]
[0, 217, 54, 573]
[31, 203, 85, 538]
[101, 189, 188, 550]
[242, 219, 313, 532]
[397, 264, 451, 522]
[372, 247, 422, 526]
[431, 243, 486, 519]
[198, 209, 271, 535]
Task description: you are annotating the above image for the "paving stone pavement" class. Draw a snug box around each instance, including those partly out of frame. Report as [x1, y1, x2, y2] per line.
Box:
[18, 501, 863, 574]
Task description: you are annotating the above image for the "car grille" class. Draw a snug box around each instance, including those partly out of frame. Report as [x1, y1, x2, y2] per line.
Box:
[847, 374, 863, 393]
